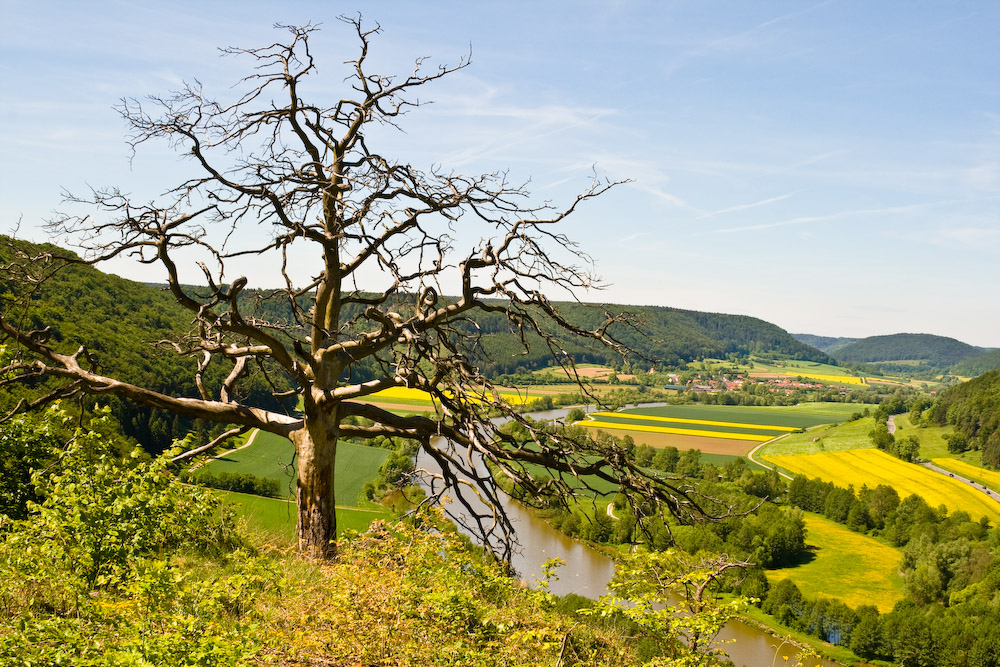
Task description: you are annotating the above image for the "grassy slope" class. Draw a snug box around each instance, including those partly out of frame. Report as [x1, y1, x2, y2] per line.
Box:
[766, 513, 904, 613]
[221, 490, 390, 545]
[201, 430, 389, 506]
[892, 415, 985, 465]
[758, 416, 876, 457]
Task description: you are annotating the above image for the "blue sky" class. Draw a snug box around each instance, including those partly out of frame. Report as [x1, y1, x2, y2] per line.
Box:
[3, 1, 999, 346]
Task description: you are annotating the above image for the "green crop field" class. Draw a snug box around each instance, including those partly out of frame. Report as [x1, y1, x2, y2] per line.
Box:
[201, 430, 389, 506]
[767, 513, 904, 613]
[219, 490, 390, 545]
[757, 417, 877, 457]
[618, 403, 859, 429]
[764, 449, 1000, 523]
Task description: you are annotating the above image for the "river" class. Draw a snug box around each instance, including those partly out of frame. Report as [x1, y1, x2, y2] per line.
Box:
[417, 407, 841, 667]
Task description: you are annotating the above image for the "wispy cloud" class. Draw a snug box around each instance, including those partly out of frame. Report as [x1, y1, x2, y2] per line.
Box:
[661, 1, 834, 75]
[693, 191, 797, 222]
[715, 200, 949, 233]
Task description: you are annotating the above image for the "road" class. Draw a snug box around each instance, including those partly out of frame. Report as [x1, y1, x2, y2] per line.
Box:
[917, 459, 1000, 503]
[746, 422, 1000, 507]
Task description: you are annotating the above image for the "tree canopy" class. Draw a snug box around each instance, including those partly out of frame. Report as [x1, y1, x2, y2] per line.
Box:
[0, 18, 727, 559]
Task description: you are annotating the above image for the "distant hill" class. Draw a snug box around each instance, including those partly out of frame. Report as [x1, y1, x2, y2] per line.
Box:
[830, 333, 982, 370]
[2, 236, 828, 445]
[791, 333, 857, 355]
[472, 304, 829, 375]
[952, 349, 1000, 378]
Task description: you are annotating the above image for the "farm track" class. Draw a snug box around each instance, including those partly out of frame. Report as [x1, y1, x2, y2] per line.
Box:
[746, 434, 794, 480]
[187, 428, 261, 471]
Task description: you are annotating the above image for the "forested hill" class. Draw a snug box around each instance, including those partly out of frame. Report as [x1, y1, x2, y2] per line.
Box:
[0, 237, 290, 452]
[2, 236, 825, 438]
[951, 349, 1000, 378]
[928, 369, 1000, 468]
[470, 303, 828, 374]
[790, 333, 857, 355]
[830, 333, 982, 368]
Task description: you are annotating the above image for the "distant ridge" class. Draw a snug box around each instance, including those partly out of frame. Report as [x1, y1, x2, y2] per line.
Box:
[791, 333, 857, 355]
[952, 349, 1000, 378]
[830, 333, 982, 367]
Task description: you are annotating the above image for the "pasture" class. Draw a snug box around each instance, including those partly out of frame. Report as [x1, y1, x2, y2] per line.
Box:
[766, 513, 904, 613]
[220, 490, 390, 545]
[891, 416, 981, 464]
[758, 417, 877, 457]
[763, 449, 1000, 523]
[201, 430, 389, 507]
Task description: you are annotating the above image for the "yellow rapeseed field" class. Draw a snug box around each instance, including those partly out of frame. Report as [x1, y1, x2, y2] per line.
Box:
[767, 514, 904, 612]
[791, 372, 866, 385]
[931, 458, 1000, 491]
[369, 386, 531, 405]
[765, 449, 1000, 523]
[579, 419, 774, 442]
[588, 412, 797, 432]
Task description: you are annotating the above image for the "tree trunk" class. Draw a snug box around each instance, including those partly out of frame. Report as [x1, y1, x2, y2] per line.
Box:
[292, 413, 338, 559]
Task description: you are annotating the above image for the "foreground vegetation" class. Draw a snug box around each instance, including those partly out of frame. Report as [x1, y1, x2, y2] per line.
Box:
[1, 407, 802, 667]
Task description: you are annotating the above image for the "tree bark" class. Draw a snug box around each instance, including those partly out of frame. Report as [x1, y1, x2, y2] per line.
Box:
[292, 410, 339, 559]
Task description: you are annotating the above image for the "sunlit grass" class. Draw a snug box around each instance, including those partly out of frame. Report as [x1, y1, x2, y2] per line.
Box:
[767, 513, 904, 613]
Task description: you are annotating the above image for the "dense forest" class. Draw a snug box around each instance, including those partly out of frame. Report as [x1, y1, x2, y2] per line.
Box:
[0, 238, 294, 452]
[951, 349, 1000, 378]
[928, 369, 1000, 468]
[831, 333, 982, 366]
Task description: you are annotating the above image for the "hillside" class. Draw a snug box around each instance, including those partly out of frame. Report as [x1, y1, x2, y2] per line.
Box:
[0, 237, 291, 452]
[3, 236, 826, 442]
[472, 303, 829, 375]
[830, 333, 982, 369]
[951, 348, 1000, 378]
[790, 333, 857, 355]
[928, 368, 1000, 468]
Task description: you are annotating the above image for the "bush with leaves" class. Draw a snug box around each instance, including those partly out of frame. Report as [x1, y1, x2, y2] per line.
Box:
[0, 408, 269, 666]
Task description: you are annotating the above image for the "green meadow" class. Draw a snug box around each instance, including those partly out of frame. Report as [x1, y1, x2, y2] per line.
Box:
[201, 430, 389, 506]
[758, 416, 877, 457]
[220, 490, 391, 546]
[767, 513, 905, 613]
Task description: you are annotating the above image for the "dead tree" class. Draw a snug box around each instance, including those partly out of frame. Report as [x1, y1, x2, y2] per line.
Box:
[0, 18, 719, 559]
